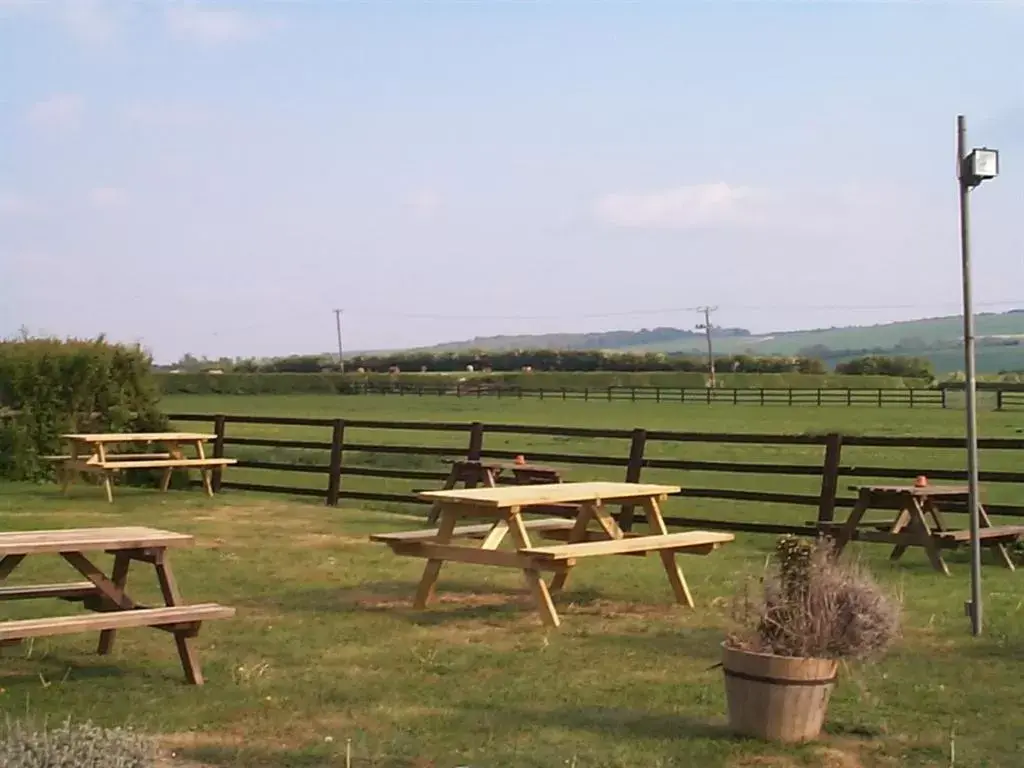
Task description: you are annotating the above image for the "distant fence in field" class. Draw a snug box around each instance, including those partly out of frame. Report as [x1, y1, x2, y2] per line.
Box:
[332, 383, 1024, 409]
[168, 412, 1024, 538]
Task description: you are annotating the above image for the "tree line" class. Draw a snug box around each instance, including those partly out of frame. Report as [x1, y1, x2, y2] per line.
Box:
[162, 350, 935, 379]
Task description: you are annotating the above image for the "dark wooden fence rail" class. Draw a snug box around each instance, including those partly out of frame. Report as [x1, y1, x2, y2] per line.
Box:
[342, 383, 966, 408]
[170, 412, 1024, 538]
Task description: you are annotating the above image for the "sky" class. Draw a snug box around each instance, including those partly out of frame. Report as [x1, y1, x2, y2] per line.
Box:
[1, 0, 1023, 363]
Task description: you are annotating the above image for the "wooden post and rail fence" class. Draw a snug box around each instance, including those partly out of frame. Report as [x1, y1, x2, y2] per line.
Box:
[169, 412, 1024, 537]
[328, 383, 1024, 410]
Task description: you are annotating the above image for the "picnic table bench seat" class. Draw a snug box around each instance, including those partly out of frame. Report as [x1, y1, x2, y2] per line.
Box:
[92, 458, 236, 470]
[519, 531, 734, 561]
[370, 517, 575, 544]
[0, 581, 97, 601]
[0, 604, 234, 643]
[933, 525, 1024, 543]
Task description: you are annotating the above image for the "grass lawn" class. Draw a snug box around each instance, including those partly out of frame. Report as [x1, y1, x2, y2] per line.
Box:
[2, 480, 1024, 767]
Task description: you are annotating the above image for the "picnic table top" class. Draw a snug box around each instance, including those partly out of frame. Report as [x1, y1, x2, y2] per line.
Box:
[61, 432, 214, 443]
[0, 526, 194, 555]
[850, 484, 970, 497]
[418, 481, 680, 509]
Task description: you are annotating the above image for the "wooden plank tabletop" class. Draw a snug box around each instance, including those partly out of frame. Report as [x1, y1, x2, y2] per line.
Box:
[0, 527, 194, 555]
[61, 432, 214, 443]
[850, 484, 970, 497]
[418, 481, 680, 508]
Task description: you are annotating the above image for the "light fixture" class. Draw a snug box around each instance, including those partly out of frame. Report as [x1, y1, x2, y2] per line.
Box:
[962, 147, 999, 187]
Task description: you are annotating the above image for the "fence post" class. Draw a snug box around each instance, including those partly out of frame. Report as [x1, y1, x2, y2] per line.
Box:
[816, 433, 844, 524]
[631, 387, 637, 402]
[562, 387, 567, 401]
[997, 389, 1004, 411]
[467, 421, 485, 461]
[211, 414, 227, 493]
[941, 388, 948, 409]
[733, 388, 739, 405]
[847, 388, 853, 407]
[681, 388, 686, 404]
[585, 387, 589, 402]
[619, 428, 648, 531]
[656, 387, 661, 403]
[788, 389, 793, 406]
[909, 388, 915, 408]
[816, 389, 822, 407]
[326, 418, 345, 506]
[760, 388, 765, 406]
[706, 387, 712, 405]
[877, 388, 883, 407]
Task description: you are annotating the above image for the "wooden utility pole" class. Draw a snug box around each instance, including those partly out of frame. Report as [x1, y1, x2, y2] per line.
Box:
[333, 308, 345, 374]
[696, 306, 718, 387]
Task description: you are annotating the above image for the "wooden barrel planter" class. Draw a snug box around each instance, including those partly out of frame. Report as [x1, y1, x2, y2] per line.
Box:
[721, 643, 838, 742]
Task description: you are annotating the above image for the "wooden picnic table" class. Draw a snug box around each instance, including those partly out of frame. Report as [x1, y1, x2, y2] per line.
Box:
[0, 526, 234, 684]
[54, 432, 236, 502]
[425, 459, 564, 524]
[824, 484, 1024, 575]
[372, 481, 734, 628]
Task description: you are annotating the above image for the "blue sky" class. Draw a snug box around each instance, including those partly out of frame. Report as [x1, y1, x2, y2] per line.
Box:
[2, 1, 1022, 362]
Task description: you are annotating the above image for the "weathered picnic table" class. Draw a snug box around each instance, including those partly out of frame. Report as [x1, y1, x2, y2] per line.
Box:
[425, 459, 564, 524]
[822, 484, 1024, 575]
[0, 526, 234, 684]
[372, 481, 734, 628]
[52, 432, 236, 502]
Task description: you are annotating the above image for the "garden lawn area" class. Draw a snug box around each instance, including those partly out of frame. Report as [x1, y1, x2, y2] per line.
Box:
[2, 482, 1024, 767]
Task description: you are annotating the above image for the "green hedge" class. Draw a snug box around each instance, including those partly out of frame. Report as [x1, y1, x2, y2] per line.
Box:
[156, 371, 929, 396]
[0, 338, 167, 480]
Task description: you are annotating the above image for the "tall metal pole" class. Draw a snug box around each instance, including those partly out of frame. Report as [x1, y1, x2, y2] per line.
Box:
[333, 308, 345, 374]
[957, 114, 983, 637]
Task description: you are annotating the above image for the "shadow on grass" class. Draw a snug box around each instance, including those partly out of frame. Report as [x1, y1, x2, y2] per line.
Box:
[0, 658, 130, 686]
[586, 624, 727, 662]
[176, 744, 427, 768]
[471, 702, 734, 742]
[245, 579, 608, 624]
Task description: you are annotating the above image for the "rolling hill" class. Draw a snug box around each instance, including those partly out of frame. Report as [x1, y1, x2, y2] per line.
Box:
[407, 311, 1024, 374]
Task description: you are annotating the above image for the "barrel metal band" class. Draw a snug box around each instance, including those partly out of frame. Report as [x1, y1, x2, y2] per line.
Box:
[723, 667, 837, 687]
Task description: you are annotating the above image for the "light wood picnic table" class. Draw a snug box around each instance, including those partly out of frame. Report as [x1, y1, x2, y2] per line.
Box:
[0, 526, 234, 684]
[824, 484, 1024, 575]
[371, 481, 734, 628]
[55, 432, 236, 502]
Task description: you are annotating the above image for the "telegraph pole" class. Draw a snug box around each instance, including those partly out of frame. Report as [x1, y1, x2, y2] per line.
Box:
[696, 306, 718, 387]
[333, 308, 345, 374]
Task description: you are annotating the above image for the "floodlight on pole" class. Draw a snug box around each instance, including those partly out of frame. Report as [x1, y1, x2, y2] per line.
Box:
[956, 116, 998, 637]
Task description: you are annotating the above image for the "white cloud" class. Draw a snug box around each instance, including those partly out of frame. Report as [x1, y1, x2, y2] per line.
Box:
[406, 189, 442, 223]
[87, 186, 128, 210]
[25, 94, 83, 130]
[595, 182, 761, 230]
[122, 102, 211, 128]
[0, 193, 40, 217]
[60, 0, 117, 45]
[165, 4, 269, 45]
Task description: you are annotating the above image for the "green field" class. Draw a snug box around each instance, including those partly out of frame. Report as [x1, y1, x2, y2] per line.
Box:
[162, 393, 1024, 517]
[3, 395, 1024, 766]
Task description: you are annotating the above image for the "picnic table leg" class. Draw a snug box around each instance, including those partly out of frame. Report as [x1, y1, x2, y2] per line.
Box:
[153, 551, 205, 685]
[94, 443, 114, 503]
[0, 555, 26, 582]
[907, 499, 950, 576]
[506, 509, 560, 628]
[888, 506, 912, 562]
[97, 553, 132, 655]
[413, 506, 459, 608]
[971, 502, 1015, 570]
[194, 440, 214, 497]
[549, 502, 595, 593]
[425, 466, 460, 525]
[643, 497, 694, 609]
[832, 490, 870, 556]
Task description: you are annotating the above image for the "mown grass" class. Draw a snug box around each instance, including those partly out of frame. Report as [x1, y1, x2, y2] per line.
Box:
[2, 482, 1024, 767]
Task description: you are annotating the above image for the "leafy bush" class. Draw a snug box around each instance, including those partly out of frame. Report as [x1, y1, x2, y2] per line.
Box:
[0, 718, 156, 767]
[0, 337, 168, 481]
[835, 355, 934, 380]
[727, 536, 901, 660]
